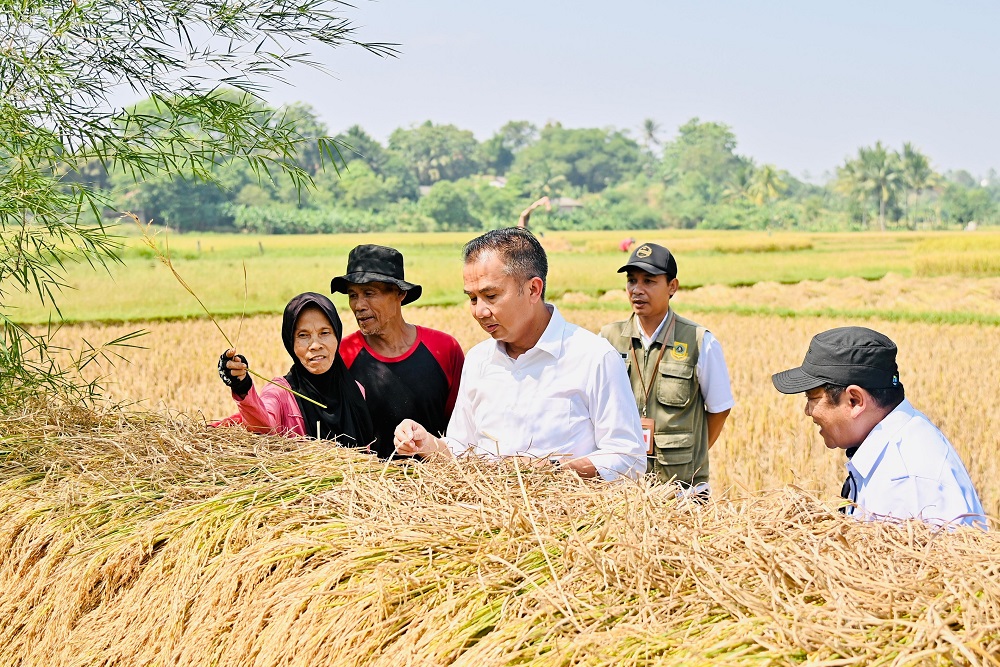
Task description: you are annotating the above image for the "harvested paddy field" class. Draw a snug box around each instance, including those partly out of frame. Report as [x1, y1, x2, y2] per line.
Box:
[1, 406, 998, 666]
[54, 275, 1000, 516]
[10, 270, 1000, 665]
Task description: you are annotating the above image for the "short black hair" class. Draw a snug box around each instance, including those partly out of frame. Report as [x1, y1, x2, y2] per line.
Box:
[463, 227, 548, 299]
[823, 383, 905, 411]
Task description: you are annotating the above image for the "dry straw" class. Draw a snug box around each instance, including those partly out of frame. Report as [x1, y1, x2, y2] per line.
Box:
[1, 405, 998, 666]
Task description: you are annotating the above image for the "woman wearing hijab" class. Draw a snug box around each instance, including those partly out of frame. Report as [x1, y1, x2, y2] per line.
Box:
[216, 292, 374, 450]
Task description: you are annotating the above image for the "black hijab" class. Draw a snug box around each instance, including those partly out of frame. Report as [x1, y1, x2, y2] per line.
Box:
[281, 292, 374, 448]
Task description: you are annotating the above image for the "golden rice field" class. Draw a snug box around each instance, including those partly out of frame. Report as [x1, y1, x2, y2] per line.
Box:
[6, 272, 1000, 665]
[51, 275, 1000, 516]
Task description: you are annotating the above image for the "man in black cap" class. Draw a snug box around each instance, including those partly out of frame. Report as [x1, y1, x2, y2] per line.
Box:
[332, 244, 464, 459]
[773, 326, 985, 528]
[599, 242, 733, 493]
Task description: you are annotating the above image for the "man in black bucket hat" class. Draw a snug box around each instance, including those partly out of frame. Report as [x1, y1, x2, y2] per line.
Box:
[332, 244, 464, 459]
[773, 326, 985, 528]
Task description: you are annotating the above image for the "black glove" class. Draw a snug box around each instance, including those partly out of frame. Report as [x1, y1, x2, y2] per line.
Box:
[218, 352, 252, 396]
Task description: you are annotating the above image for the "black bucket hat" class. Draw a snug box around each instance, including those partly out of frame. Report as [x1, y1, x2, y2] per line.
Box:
[772, 326, 900, 394]
[618, 242, 678, 280]
[331, 244, 422, 306]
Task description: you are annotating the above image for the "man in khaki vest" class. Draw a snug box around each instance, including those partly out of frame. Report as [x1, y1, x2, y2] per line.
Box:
[600, 243, 733, 494]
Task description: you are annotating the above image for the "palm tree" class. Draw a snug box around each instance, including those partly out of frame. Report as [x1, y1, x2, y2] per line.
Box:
[723, 162, 754, 203]
[641, 118, 661, 153]
[834, 158, 869, 228]
[858, 142, 903, 232]
[900, 142, 934, 228]
[747, 164, 789, 207]
[746, 164, 789, 229]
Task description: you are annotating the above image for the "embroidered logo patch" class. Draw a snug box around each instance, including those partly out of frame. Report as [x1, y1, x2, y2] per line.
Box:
[670, 342, 688, 360]
[635, 245, 652, 258]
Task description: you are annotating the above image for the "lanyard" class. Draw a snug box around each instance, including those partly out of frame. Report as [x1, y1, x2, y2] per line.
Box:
[629, 312, 676, 417]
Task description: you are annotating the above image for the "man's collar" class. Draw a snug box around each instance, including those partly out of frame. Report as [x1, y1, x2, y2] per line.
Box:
[533, 303, 565, 359]
[626, 310, 673, 344]
[491, 303, 564, 362]
[848, 399, 915, 478]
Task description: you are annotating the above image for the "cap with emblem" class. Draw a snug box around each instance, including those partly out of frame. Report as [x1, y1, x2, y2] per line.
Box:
[617, 242, 678, 279]
[771, 326, 901, 394]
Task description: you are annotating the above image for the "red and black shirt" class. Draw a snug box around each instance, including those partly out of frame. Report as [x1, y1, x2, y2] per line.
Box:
[340, 326, 464, 459]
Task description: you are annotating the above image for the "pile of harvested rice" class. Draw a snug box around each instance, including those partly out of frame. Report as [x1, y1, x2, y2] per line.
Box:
[1, 406, 998, 666]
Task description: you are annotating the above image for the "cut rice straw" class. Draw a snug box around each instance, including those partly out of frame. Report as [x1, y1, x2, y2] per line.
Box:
[128, 214, 326, 410]
[1, 404, 998, 666]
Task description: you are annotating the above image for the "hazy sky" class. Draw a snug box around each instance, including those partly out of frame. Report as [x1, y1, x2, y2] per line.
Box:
[193, 1, 1000, 181]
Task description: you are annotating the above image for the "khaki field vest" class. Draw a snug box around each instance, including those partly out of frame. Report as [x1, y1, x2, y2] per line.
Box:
[600, 312, 709, 486]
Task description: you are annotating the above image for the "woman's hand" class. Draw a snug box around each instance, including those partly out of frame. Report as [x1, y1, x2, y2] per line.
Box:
[218, 349, 252, 396]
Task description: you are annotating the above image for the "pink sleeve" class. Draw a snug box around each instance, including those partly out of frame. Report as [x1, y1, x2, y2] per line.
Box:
[234, 377, 307, 437]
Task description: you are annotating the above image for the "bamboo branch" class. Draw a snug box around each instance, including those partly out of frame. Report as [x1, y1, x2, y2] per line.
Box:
[128, 215, 327, 409]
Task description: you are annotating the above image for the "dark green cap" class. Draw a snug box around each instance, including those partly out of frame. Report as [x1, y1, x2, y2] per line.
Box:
[772, 326, 900, 393]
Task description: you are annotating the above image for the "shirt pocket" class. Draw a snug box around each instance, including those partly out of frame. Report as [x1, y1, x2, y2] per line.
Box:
[535, 397, 572, 429]
[653, 433, 694, 466]
[656, 361, 695, 408]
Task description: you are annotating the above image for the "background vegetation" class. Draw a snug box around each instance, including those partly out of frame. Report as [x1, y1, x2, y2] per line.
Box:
[67, 110, 1000, 235]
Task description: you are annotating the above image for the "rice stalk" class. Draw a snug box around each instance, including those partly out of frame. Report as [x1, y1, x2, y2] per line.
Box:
[1, 404, 998, 666]
[128, 214, 326, 409]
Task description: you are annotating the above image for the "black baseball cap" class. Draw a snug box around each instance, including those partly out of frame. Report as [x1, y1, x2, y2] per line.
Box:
[331, 244, 422, 306]
[618, 243, 678, 280]
[772, 326, 901, 394]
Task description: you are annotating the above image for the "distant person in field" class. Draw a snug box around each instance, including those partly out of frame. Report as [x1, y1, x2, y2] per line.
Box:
[516, 196, 551, 229]
[331, 244, 464, 459]
[394, 227, 645, 481]
[773, 326, 986, 528]
[216, 292, 374, 448]
[600, 243, 733, 496]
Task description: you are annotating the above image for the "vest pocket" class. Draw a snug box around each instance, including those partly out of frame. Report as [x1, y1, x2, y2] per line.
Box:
[656, 361, 695, 408]
[653, 433, 694, 465]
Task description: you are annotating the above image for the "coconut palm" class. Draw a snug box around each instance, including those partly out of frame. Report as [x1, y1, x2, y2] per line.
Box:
[723, 162, 754, 203]
[900, 143, 935, 228]
[641, 118, 662, 153]
[745, 164, 789, 229]
[858, 142, 904, 232]
[747, 164, 789, 207]
[834, 158, 869, 228]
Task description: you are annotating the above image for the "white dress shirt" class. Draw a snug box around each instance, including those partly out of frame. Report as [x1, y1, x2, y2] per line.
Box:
[845, 399, 986, 528]
[444, 305, 645, 481]
[639, 311, 735, 414]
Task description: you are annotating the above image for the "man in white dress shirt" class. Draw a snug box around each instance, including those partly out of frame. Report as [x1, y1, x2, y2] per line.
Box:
[773, 326, 986, 528]
[394, 227, 645, 481]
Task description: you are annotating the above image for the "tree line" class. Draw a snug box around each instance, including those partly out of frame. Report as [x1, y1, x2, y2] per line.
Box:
[62, 102, 1000, 234]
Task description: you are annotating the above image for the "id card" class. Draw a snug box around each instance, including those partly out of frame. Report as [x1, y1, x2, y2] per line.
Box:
[640, 417, 655, 455]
